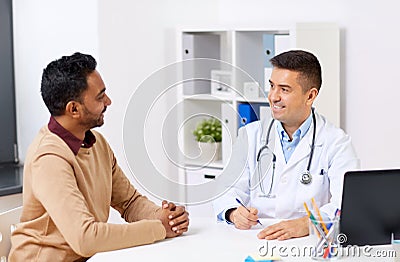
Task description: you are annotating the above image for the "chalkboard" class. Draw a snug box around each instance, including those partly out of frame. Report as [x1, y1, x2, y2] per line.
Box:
[0, 0, 18, 164]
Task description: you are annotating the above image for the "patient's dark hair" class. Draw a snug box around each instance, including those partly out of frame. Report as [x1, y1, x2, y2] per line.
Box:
[270, 50, 322, 92]
[41, 52, 97, 116]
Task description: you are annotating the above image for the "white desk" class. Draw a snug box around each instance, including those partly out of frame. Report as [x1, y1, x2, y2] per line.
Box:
[90, 217, 398, 262]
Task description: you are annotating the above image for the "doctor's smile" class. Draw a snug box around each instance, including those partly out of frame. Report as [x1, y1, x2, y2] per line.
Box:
[271, 104, 285, 110]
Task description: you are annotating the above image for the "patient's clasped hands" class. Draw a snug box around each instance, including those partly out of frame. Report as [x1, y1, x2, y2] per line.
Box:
[159, 200, 190, 238]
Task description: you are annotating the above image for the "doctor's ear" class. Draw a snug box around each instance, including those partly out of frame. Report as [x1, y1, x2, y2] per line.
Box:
[306, 88, 318, 105]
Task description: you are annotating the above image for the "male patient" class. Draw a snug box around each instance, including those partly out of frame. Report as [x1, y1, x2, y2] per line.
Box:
[9, 52, 189, 261]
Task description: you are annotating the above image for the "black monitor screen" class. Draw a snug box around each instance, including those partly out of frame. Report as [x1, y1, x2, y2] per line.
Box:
[340, 169, 400, 246]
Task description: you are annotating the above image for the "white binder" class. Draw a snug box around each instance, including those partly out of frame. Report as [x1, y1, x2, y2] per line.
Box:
[221, 102, 237, 165]
[182, 33, 220, 95]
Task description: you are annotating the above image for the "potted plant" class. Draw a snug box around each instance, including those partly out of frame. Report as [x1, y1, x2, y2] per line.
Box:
[193, 117, 222, 162]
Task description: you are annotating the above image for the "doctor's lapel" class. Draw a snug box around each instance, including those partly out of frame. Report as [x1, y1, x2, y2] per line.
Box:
[255, 123, 276, 185]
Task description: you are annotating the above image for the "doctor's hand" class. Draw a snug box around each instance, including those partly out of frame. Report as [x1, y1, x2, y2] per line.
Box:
[158, 200, 189, 238]
[229, 206, 259, 230]
[257, 216, 308, 240]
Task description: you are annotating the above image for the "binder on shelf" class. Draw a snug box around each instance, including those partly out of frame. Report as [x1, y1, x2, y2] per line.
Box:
[238, 103, 258, 128]
[221, 103, 236, 165]
[182, 33, 220, 95]
[263, 34, 275, 95]
[262, 34, 275, 68]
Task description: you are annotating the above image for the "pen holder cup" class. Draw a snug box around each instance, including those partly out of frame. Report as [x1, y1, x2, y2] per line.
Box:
[309, 218, 340, 260]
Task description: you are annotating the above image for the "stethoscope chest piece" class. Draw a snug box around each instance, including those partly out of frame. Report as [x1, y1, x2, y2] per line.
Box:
[300, 171, 312, 185]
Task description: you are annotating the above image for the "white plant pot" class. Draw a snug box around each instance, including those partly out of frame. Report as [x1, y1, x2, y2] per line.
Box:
[198, 142, 221, 163]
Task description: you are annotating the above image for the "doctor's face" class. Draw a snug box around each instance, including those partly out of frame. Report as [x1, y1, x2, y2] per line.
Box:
[268, 68, 316, 133]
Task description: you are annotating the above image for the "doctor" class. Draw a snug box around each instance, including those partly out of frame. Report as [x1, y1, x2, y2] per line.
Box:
[213, 50, 359, 240]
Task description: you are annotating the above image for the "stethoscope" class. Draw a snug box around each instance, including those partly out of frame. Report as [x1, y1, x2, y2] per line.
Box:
[255, 108, 316, 198]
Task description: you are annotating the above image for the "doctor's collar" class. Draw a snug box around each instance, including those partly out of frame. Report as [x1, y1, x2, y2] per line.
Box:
[276, 112, 313, 142]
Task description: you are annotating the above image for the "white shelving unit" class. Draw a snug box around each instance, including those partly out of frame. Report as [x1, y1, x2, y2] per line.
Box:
[176, 23, 340, 215]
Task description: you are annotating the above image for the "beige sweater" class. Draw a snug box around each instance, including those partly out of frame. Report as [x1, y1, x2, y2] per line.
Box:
[9, 126, 166, 261]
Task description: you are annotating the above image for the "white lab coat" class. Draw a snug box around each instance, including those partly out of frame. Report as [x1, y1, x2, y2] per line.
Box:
[213, 110, 359, 221]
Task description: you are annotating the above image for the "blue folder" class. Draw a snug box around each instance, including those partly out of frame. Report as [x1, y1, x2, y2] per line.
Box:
[238, 104, 258, 128]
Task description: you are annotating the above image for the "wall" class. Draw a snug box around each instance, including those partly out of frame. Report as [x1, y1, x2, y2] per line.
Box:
[97, 0, 219, 205]
[214, 0, 400, 170]
[13, 0, 99, 161]
[97, 0, 400, 186]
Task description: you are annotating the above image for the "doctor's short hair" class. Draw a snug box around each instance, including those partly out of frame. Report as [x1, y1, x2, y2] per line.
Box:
[41, 52, 97, 116]
[270, 50, 322, 92]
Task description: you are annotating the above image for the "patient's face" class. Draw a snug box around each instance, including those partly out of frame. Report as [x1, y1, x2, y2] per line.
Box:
[79, 70, 112, 129]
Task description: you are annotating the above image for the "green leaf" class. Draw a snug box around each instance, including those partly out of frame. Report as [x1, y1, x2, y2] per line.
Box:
[192, 117, 222, 142]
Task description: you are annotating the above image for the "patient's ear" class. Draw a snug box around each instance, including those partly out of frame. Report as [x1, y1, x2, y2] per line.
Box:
[65, 101, 81, 119]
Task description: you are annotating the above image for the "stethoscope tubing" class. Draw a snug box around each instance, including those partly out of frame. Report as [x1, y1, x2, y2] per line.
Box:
[257, 108, 316, 188]
[306, 108, 317, 172]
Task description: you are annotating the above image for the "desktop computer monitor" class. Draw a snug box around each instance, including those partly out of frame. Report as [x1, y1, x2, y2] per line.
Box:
[340, 169, 400, 246]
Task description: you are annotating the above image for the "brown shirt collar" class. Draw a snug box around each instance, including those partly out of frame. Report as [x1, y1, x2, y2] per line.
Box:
[48, 116, 96, 155]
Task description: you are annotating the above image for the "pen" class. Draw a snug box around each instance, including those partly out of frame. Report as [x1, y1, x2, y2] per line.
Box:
[311, 198, 329, 234]
[303, 202, 312, 217]
[308, 211, 330, 244]
[326, 208, 340, 230]
[334, 208, 341, 218]
[304, 202, 322, 238]
[305, 202, 334, 257]
[235, 198, 263, 226]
